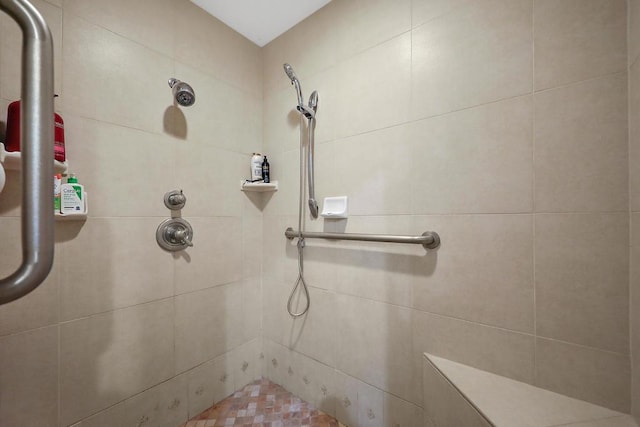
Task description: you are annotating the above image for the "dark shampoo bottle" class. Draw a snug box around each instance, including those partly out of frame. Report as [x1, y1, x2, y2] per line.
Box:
[262, 156, 270, 183]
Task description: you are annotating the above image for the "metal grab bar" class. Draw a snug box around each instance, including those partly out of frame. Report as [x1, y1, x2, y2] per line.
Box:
[0, 0, 54, 305]
[285, 227, 441, 250]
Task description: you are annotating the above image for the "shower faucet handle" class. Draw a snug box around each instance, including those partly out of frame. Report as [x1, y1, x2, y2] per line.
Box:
[171, 227, 193, 247]
[156, 218, 194, 252]
[164, 190, 186, 210]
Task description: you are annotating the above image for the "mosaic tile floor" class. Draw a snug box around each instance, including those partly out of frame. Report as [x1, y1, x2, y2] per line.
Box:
[180, 378, 341, 427]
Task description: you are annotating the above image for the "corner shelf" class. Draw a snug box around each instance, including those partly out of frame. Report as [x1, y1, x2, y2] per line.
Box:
[0, 143, 68, 174]
[0, 143, 87, 221]
[240, 180, 278, 192]
[55, 192, 88, 221]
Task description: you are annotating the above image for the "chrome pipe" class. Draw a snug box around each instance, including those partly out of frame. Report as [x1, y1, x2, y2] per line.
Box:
[0, 0, 54, 305]
[285, 228, 441, 250]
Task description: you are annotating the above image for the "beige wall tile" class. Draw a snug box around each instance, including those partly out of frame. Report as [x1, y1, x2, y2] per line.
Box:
[185, 350, 238, 410]
[631, 214, 640, 421]
[631, 0, 640, 67]
[264, 286, 337, 367]
[173, 145, 244, 218]
[63, 0, 176, 57]
[173, 217, 242, 295]
[263, 0, 410, 95]
[60, 218, 174, 321]
[242, 277, 262, 340]
[534, 0, 627, 91]
[262, 87, 306, 155]
[334, 370, 360, 426]
[60, 299, 175, 425]
[330, 125, 412, 216]
[536, 338, 631, 413]
[330, 216, 421, 307]
[411, 0, 473, 28]
[61, 13, 173, 133]
[262, 7, 338, 96]
[423, 356, 492, 427]
[0, 169, 22, 217]
[233, 339, 262, 391]
[186, 358, 217, 418]
[0, 219, 61, 336]
[326, 0, 411, 67]
[413, 214, 534, 332]
[261, 149, 303, 216]
[281, 350, 337, 417]
[411, 0, 532, 119]
[383, 392, 423, 427]
[300, 353, 337, 417]
[263, 338, 293, 390]
[74, 374, 188, 427]
[413, 311, 535, 385]
[0, 0, 62, 100]
[630, 60, 640, 211]
[242, 215, 263, 279]
[0, 326, 58, 426]
[174, 0, 262, 95]
[260, 215, 293, 289]
[174, 283, 244, 373]
[173, 62, 262, 154]
[535, 74, 628, 213]
[357, 379, 384, 427]
[63, 115, 175, 217]
[332, 34, 411, 140]
[409, 96, 533, 214]
[215, 350, 241, 401]
[336, 295, 417, 404]
[535, 213, 629, 353]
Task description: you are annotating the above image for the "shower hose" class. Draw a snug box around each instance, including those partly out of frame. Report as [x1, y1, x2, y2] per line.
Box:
[287, 115, 312, 317]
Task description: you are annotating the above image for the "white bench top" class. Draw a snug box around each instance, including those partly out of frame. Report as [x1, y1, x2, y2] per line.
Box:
[425, 353, 637, 427]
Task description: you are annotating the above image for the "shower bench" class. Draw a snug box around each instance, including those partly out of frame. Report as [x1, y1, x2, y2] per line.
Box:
[423, 353, 638, 427]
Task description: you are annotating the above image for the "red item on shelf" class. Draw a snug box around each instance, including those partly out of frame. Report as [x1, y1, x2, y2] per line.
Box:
[5, 99, 66, 162]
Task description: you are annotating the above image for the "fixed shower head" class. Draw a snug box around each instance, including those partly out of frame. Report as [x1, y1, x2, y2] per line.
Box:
[283, 63, 304, 108]
[168, 78, 195, 107]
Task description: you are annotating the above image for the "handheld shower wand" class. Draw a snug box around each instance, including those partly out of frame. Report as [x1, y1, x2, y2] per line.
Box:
[283, 63, 319, 219]
[283, 63, 303, 107]
[283, 63, 320, 318]
[283, 63, 315, 119]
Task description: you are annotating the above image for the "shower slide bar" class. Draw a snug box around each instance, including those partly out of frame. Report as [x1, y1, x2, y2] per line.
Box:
[285, 227, 441, 250]
[0, 0, 54, 306]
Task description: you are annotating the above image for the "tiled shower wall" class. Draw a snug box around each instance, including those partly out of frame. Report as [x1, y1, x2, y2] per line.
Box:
[262, 0, 631, 424]
[0, 0, 635, 426]
[630, 0, 640, 423]
[0, 0, 263, 425]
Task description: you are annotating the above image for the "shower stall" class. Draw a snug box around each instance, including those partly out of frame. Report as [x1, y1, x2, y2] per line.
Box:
[0, 0, 638, 426]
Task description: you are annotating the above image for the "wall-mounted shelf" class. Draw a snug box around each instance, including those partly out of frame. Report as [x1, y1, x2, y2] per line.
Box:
[240, 180, 278, 192]
[55, 192, 88, 221]
[0, 143, 68, 174]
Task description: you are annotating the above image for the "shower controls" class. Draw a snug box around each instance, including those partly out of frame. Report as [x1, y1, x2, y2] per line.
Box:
[164, 190, 186, 210]
[156, 218, 194, 252]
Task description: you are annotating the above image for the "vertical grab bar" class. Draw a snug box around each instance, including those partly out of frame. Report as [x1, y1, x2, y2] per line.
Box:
[0, 0, 54, 305]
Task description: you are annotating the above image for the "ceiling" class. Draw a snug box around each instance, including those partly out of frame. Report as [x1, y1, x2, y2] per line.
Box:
[190, 0, 332, 47]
